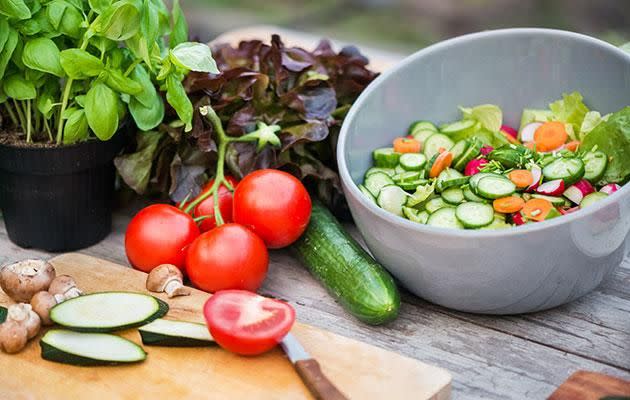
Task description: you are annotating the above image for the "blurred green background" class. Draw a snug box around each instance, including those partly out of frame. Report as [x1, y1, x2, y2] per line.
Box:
[182, 0, 629, 53]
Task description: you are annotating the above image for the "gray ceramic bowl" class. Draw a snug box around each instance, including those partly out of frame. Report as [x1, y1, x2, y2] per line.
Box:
[338, 29, 630, 314]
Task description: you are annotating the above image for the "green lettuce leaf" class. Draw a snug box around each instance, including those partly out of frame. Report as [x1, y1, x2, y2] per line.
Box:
[548, 91, 589, 134]
[581, 107, 630, 185]
[460, 104, 502, 132]
[519, 108, 552, 131]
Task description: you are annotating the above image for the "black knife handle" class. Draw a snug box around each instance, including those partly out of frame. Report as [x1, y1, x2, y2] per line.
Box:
[295, 359, 349, 400]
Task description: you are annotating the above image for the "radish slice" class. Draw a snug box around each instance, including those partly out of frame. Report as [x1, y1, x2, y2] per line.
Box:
[512, 212, 526, 225]
[526, 165, 542, 192]
[500, 125, 518, 139]
[464, 158, 488, 176]
[600, 184, 621, 195]
[520, 122, 543, 142]
[563, 179, 595, 204]
[480, 146, 494, 156]
[537, 179, 565, 196]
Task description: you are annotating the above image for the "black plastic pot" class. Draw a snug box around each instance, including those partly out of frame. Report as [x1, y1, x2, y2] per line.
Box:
[0, 130, 128, 252]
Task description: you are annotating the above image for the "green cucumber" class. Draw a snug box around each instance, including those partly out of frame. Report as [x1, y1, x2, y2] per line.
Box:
[542, 158, 585, 186]
[427, 207, 464, 229]
[436, 168, 468, 192]
[442, 187, 465, 204]
[40, 330, 146, 366]
[412, 129, 437, 144]
[424, 133, 454, 159]
[463, 186, 488, 203]
[50, 292, 169, 333]
[139, 319, 215, 347]
[364, 172, 394, 197]
[449, 140, 469, 165]
[453, 137, 483, 171]
[392, 171, 422, 183]
[358, 184, 377, 204]
[409, 120, 437, 135]
[292, 202, 400, 325]
[373, 147, 401, 168]
[397, 179, 428, 191]
[425, 197, 448, 214]
[455, 202, 494, 228]
[475, 175, 516, 199]
[440, 119, 477, 136]
[399, 153, 427, 171]
[531, 194, 567, 206]
[580, 192, 608, 208]
[377, 185, 408, 216]
[402, 206, 429, 224]
[582, 151, 607, 183]
[365, 167, 395, 178]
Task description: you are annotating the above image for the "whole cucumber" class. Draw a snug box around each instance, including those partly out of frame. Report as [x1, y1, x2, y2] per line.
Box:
[292, 202, 400, 325]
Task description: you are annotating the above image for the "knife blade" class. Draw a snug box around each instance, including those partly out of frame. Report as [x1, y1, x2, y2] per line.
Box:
[281, 333, 349, 400]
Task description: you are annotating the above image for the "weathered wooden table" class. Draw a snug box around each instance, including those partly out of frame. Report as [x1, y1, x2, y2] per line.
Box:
[0, 207, 628, 400]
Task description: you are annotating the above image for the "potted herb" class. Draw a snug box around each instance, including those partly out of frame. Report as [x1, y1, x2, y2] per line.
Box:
[0, 0, 217, 250]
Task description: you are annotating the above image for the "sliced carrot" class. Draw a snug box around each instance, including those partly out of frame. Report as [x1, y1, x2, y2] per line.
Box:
[507, 169, 534, 189]
[393, 137, 421, 153]
[500, 130, 521, 145]
[565, 140, 581, 152]
[521, 198, 553, 222]
[493, 196, 525, 214]
[429, 151, 453, 178]
[533, 121, 568, 152]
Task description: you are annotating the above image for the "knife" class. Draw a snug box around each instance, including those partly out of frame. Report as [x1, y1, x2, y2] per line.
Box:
[280, 333, 349, 400]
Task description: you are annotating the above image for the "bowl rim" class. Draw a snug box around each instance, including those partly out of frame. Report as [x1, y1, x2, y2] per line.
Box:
[337, 28, 630, 238]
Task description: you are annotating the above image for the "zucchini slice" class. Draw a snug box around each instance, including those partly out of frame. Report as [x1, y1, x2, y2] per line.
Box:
[139, 319, 215, 347]
[40, 329, 146, 366]
[50, 292, 169, 333]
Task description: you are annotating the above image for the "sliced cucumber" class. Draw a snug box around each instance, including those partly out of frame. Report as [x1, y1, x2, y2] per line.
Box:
[373, 147, 401, 168]
[416, 210, 430, 224]
[139, 319, 215, 347]
[442, 187, 465, 204]
[427, 207, 464, 229]
[365, 167, 395, 178]
[412, 129, 437, 144]
[406, 182, 436, 207]
[480, 217, 512, 230]
[364, 172, 394, 197]
[436, 168, 468, 192]
[475, 176, 516, 199]
[392, 171, 422, 182]
[580, 192, 608, 208]
[358, 185, 377, 204]
[463, 186, 488, 203]
[398, 179, 428, 191]
[542, 158, 585, 186]
[469, 172, 501, 192]
[409, 120, 437, 135]
[377, 185, 408, 216]
[394, 164, 406, 174]
[403, 206, 429, 223]
[40, 330, 146, 366]
[449, 140, 469, 165]
[425, 197, 448, 214]
[455, 202, 494, 228]
[399, 153, 427, 171]
[582, 151, 608, 183]
[440, 119, 477, 136]
[50, 292, 169, 333]
[531, 194, 567, 206]
[423, 133, 455, 159]
[453, 137, 483, 171]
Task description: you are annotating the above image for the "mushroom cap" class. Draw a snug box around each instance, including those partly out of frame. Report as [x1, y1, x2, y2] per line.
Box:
[146, 264, 183, 292]
[31, 291, 57, 326]
[48, 275, 78, 297]
[7, 303, 41, 339]
[0, 320, 28, 354]
[0, 259, 56, 303]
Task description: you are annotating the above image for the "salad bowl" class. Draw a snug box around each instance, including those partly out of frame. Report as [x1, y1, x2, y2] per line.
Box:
[338, 28, 630, 314]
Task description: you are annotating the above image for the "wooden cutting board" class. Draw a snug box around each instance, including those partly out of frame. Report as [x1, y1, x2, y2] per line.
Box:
[0, 253, 451, 400]
[548, 371, 630, 400]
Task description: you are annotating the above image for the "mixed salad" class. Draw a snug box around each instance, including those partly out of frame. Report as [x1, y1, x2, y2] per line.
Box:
[359, 92, 630, 230]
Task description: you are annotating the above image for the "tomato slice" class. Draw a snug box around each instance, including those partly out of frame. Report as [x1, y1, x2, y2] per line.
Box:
[203, 290, 296, 356]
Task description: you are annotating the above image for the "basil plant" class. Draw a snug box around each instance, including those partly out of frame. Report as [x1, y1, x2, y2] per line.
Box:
[0, 0, 218, 145]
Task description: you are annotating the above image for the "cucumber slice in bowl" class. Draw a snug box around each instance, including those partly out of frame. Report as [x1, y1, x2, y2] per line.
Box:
[51, 292, 169, 333]
[40, 330, 146, 366]
[455, 202, 494, 228]
[139, 319, 215, 347]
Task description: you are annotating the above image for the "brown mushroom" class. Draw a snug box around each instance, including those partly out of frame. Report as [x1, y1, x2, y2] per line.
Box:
[0, 259, 56, 302]
[48, 275, 82, 300]
[0, 320, 28, 354]
[30, 291, 60, 325]
[7, 303, 41, 339]
[146, 264, 191, 298]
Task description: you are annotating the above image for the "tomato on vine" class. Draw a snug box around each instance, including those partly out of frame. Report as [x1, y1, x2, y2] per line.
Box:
[191, 175, 239, 232]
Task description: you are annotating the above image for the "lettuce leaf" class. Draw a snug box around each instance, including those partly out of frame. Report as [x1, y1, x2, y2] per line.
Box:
[578, 111, 612, 140]
[548, 91, 589, 134]
[460, 104, 502, 132]
[519, 108, 552, 131]
[581, 106, 630, 185]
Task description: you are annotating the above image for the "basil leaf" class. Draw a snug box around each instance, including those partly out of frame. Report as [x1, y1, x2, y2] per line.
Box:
[170, 0, 187, 48]
[85, 82, 119, 140]
[125, 33, 150, 68]
[88, 0, 111, 14]
[104, 68, 143, 95]
[16, 19, 42, 36]
[0, 0, 31, 20]
[165, 73, 192, 131]
[0, 20, 9, 52]
[36, 84, 57, 118]
[129, 94, 164, 131]
[0, 29, 18, 81]
[170, 42, 218, 73]
[130, 64, 157, 107]
[59, 2, 83, 39]
[91, 1, 141, 41]
[3, 74, 36, 100]
[141, 0, 159, 48]
[46, 0, 67, 30]
[64, 108, 89, 144]
[22, 37, 64, 77]
[60, 48, 104, 79]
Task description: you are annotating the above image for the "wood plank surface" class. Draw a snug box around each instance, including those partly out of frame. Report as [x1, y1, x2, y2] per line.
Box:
[0, 253, 451, 400]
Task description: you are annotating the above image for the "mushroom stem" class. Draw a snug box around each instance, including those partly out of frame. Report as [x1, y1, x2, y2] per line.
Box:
[164, 279, 191, 298]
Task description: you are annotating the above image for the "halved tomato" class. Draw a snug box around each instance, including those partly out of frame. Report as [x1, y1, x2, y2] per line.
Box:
[203, 290, 296, 356]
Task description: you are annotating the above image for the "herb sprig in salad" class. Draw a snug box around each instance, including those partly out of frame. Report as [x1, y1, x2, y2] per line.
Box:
[359, 92, 629, 229]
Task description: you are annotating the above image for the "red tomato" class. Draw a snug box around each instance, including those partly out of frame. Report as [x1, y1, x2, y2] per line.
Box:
[203, 290, 296, 356]
[186, 223, 268, 292]
[233, 170, 311, 249]
[193, 176, 239, 232]
[125, 204, 200, 273]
